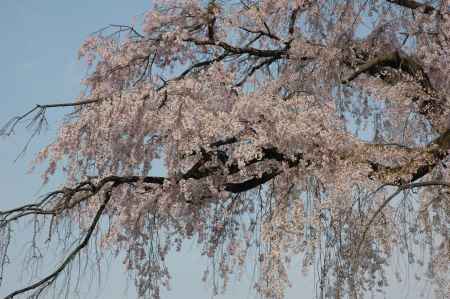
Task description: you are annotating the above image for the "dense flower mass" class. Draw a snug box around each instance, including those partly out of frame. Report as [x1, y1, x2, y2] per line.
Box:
[1, 1, 450, 298]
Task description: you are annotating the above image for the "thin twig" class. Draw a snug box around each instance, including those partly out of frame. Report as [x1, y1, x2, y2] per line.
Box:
[4, 183, 116, 299]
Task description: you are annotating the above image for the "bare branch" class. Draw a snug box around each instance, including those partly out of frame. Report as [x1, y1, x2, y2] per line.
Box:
[356, 180, 450, 257]
[173, 53, 229, 81]
[1, 99, 100, 137]
[108, 24, 144, 38]
[238, 26, 281, 41]
[235, 56, 280, 87]
[3, 182, 116, 299]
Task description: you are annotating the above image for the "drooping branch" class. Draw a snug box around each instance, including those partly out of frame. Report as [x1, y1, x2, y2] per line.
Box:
[2, 1, 450, 297]
[2, 132, 447, 296]
[5, 126, 447, 226]
[355, 180, 450, 259]
[3, 182, 116, 299]
[0, 145, 300, 228]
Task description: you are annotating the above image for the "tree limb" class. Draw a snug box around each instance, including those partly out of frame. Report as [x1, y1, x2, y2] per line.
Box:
[386, 0, 435, 14]
[3, 182, 117, 299]
[355, 180, 450, 258]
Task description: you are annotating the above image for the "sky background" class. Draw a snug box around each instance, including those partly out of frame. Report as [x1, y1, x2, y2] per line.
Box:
[0, 1, 429, 298]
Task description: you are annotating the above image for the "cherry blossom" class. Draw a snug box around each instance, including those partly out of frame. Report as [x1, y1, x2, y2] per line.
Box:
[1, 1, 449, 298]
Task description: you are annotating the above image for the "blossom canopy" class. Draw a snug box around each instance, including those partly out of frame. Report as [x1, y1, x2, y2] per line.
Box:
[1, 0, 450, 298]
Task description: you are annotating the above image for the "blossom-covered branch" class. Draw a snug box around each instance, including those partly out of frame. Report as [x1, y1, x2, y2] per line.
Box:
[2, 1, 449, 298]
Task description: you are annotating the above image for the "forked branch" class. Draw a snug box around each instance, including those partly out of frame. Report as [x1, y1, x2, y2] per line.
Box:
[3, 182, 116, 299]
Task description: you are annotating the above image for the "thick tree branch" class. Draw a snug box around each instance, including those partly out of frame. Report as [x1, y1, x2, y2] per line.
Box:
[367, 129, 450, 184]
[184, 38, 287, 58]
[224, 169, 280, 193]
[343, 50, 432, 91]
[387, 0, 435, 14]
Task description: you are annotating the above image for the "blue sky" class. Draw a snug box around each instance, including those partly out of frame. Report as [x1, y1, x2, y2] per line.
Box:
[0, 1, 424, 298]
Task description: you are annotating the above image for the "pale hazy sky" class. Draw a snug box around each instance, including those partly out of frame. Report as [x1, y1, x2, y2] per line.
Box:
[0, 1, 426, 298]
